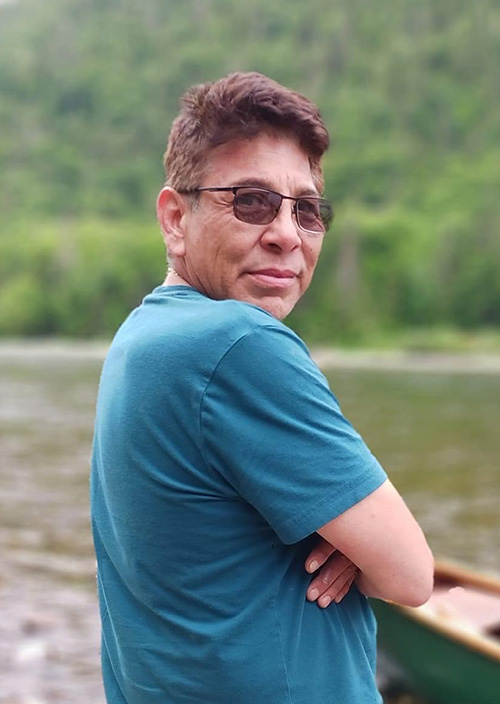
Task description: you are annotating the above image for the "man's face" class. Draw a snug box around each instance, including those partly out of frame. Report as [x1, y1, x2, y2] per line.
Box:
[177, 134, 325, 320]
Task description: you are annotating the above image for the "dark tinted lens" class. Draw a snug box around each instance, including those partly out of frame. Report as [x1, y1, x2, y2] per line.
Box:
[233, 188, 281, 225]
[296, 198, 332, 233]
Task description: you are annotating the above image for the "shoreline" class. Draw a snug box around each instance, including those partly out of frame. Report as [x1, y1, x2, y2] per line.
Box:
[1, 339, 500, 374]
[312, 347, 500, 374]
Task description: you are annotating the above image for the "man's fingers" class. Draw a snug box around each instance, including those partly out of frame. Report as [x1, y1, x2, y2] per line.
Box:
[317, 572, 356, 607]
[333, 579, 353, 604]
[305, 541, 360, 608]
[305, 537, 337, 573]
[306, 557, 358, 605]
[306, 563, 354, 601]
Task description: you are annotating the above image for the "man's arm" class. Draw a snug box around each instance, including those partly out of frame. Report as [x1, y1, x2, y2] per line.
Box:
[309, 479, 433, 607]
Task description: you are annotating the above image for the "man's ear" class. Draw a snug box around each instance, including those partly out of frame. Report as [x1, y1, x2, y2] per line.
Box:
[156, 187, 188, 257]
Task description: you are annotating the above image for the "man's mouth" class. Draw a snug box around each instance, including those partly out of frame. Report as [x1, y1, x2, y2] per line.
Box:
[248, 269, 298, 288]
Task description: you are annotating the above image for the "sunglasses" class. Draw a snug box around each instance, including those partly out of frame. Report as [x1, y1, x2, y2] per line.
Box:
[180, 186, 333, 235]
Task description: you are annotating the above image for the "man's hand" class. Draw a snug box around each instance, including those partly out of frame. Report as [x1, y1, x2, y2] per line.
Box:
[305, 537, 359, 608]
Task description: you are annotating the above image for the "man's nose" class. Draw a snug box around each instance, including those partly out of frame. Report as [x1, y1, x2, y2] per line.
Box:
[260, 205, 302, 251]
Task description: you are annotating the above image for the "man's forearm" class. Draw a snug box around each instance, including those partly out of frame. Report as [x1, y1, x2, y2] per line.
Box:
[316, 480, 434, 607]
[354, 570, 386, 600]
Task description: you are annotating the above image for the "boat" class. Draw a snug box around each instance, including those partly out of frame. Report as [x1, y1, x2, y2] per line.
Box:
[371, 559, 500, 704]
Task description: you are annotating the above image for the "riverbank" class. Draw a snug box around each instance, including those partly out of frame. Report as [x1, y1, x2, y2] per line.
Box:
[2, 339, 500, 374]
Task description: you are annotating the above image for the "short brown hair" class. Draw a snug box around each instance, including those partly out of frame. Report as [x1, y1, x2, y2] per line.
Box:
[163, 72, 330, 193]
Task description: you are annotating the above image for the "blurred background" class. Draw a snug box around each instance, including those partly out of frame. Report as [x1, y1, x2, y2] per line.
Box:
[0, 0, 499, 702]
[1, 0, 500, 346]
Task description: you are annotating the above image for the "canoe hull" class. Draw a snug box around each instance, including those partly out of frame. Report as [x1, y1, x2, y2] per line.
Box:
[372, 597, 500, 704]
[372, 561, 500, 704]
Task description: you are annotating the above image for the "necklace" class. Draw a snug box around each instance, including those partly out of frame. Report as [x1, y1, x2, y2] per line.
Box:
[167, 267, 190, 286]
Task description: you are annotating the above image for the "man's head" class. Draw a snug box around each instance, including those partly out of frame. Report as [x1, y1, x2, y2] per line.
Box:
[157, 72, 332, 320]
[163, 72, 330, 194]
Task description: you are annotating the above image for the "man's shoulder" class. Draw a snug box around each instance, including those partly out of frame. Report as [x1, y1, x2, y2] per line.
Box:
[113, 286, 308, 370]
[208, 298, 310, 359]
[145, 286, 300, 347]
[209, 297, 284, 335]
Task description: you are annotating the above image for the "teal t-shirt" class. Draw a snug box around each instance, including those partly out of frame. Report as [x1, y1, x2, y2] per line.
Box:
[91, 286, 386, 703]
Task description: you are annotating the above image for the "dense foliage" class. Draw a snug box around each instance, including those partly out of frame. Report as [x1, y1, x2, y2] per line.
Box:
[1, 0, 499, 342]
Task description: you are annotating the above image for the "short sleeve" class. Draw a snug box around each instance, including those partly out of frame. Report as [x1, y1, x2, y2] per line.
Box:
[200, 324, 387, 544]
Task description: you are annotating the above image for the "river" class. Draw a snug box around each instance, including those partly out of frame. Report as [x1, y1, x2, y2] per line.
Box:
[1, 342, 499, 703]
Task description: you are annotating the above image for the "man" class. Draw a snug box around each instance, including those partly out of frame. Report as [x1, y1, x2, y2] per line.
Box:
[91, 72, 433, 704]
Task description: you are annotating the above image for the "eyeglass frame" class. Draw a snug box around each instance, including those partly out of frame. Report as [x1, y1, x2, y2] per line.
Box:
[177, 185, 334, 235]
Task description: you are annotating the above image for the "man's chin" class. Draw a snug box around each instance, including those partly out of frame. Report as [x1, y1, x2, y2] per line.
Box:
[228, 284, 299, 319]
[250, 295, 296, 320]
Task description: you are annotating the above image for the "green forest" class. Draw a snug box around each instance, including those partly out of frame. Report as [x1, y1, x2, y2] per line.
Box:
[1, 0, 499, 346]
